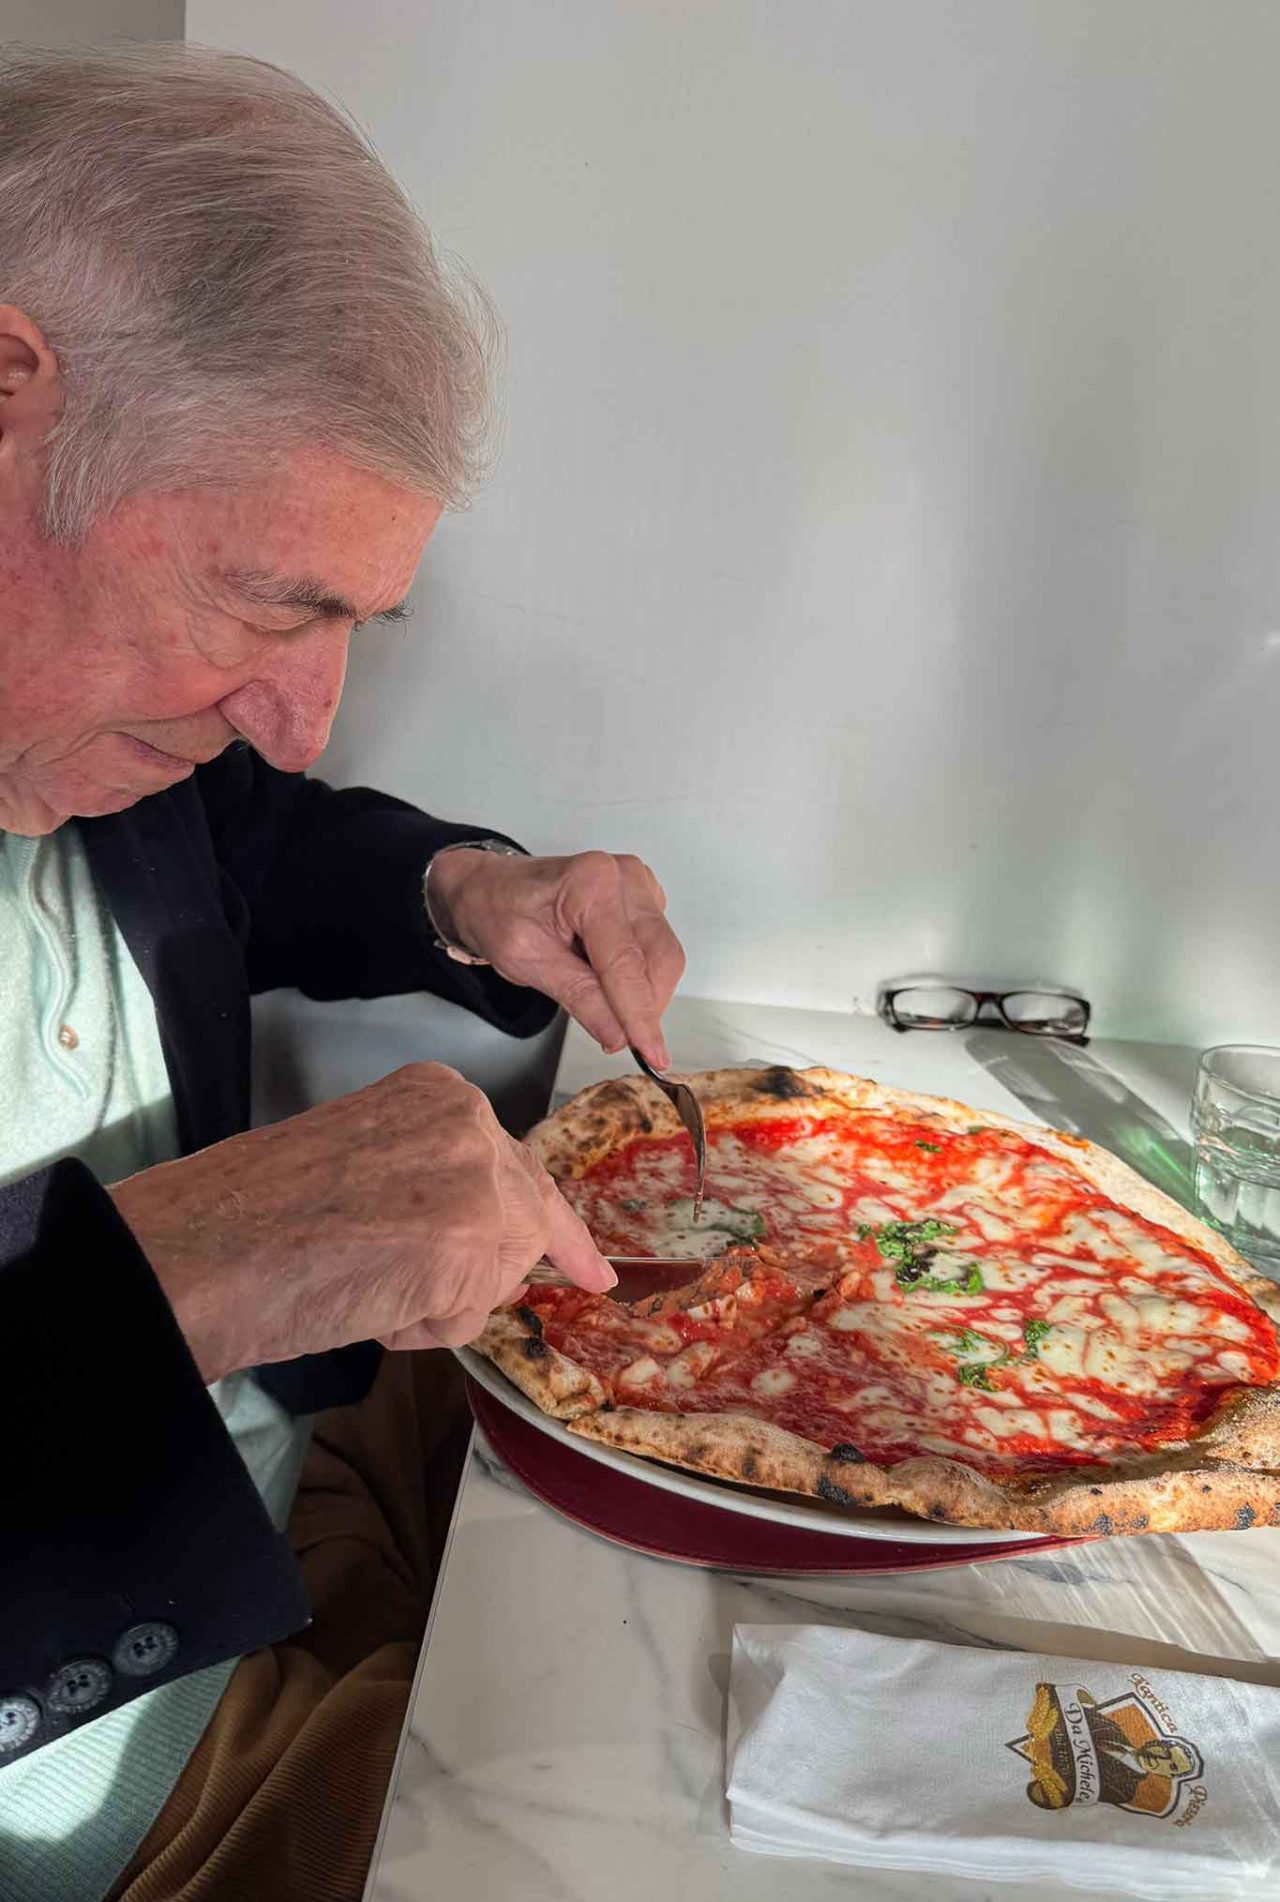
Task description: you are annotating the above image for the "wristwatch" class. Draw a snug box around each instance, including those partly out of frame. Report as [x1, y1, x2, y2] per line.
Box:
[423, 838, 527, 966]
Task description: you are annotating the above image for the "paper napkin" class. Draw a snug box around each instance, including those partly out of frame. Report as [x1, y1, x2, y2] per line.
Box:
[726, 1625, 1280, 1898]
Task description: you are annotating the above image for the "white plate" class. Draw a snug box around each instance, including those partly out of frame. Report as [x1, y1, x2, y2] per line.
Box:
[458, 1347, 1044, 1547]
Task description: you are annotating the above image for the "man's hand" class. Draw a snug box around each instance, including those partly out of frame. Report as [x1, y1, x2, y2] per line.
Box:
[109, 1063, 616, 1383]
[428, 849, 685, 1069]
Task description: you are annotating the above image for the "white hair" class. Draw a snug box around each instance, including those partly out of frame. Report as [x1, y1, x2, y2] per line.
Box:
[0, 42, 499, 541]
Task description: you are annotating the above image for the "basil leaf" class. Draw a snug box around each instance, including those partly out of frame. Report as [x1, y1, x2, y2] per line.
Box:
[958, 1362, 996, 1391]
[936, 1327, 987, 1356]
[713, 1206, 765, 1242]
[666, 1197, 764, 1243]
[911, 1262, 985, 1296]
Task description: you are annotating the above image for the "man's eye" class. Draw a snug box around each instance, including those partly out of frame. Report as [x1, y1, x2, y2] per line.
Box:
[252, 613, 317, 635]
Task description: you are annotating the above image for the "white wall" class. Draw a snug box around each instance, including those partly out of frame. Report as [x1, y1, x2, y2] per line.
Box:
[189, 0, 1280, 1047]
[2, 0, 181, 42]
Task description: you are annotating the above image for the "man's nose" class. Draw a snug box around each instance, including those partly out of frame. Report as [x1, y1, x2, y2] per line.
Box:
[218, 622, 350, 773]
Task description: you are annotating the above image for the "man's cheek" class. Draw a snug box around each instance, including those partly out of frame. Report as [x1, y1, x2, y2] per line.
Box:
[28, 735, 183, 818]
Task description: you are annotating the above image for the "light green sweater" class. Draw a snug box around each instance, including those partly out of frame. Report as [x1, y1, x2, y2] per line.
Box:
[0, 828, 312, 1902]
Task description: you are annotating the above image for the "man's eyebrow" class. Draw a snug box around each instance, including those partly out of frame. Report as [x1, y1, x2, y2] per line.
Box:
[224, 569, 410, 626]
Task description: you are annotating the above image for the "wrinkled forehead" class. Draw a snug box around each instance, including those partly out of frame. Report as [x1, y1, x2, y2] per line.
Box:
[181, 444, 440, 617]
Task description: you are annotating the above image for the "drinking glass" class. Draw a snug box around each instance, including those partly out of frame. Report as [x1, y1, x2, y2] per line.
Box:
[1191, 1045, 1280, 1273]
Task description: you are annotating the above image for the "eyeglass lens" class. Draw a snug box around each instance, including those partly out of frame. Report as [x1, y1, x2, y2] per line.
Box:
[891, 987, 1086, 1034]
[890, 987, 979, 1028]
[1000, 991, 1088, 1034]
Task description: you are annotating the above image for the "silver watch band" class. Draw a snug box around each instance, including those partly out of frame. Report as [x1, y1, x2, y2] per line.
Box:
[423, 839, 527, 966]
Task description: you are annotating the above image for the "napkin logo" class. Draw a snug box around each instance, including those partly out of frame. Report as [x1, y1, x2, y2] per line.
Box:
[1007, 1677, 1205, 1823]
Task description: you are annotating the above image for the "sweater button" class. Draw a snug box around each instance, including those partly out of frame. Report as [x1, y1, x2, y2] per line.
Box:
[57, 1024, 79, 1050]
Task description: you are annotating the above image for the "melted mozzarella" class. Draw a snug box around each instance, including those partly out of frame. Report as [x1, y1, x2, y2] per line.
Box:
[1065, 1389, 1122, 1422]
[1044, 1289, 1105, 1322]
[974, 1403, 1051, 1440]
[1046, 1408, 1096, 1451]
[632, 1322, 683, 1354]
[1036, 1326, 1089, 1379]
[850, 1196, 906, 1226]
[962, 1203, 1019, 1243]
[618, 1356, 662, 1389]
[830, 1303, 882, 1334]
[959, 1257, 1042, 1293]
[786, 1331, 823, 1359]
[665, 1342, 716, 1388]
[1216, 1349, 1253, 1381]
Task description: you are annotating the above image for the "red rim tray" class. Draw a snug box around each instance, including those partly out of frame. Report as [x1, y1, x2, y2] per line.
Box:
[466, 1377, 1083, 1574]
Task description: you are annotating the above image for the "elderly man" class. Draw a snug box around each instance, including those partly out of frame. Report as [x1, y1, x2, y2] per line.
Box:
[0, 42, 684, 1901]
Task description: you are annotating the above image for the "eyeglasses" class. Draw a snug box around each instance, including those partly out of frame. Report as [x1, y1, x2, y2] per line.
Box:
[877, 982, 1091, 1043]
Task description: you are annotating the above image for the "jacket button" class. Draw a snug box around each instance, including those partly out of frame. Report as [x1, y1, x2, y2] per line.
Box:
[112, 1622, 180, 1678]
[48, 1658, 113, 1716]
[0, 1694, 42, 1755]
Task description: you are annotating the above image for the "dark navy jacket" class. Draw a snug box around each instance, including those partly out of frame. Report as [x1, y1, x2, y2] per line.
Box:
[0, 746, 554, 1762]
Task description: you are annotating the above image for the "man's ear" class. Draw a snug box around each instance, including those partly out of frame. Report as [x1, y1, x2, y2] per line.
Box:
[0, 306, 62, 462]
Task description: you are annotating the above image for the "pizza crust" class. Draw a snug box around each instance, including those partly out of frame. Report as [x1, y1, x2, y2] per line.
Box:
[570, 1397, 1280, 1537]
[499, 1065, 1280, 1537]
[472, 1308, 606, 1420]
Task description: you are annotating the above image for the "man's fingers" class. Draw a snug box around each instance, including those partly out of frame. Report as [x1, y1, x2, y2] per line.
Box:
[522, 943, 628, 1052]
[382, 1304, 495, 1351]
[631, 906, 686, 1017]
[379, 1320, 448, 1352]
[578, 904, 668, 1069]
[540, 1179, 617, 1292]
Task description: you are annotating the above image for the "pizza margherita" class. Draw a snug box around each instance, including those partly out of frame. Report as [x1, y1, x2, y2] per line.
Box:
[474, 1066, 1280, 1537]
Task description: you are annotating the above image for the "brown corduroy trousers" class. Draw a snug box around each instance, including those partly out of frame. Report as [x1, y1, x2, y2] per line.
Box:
[107, 1351, 470, 1902]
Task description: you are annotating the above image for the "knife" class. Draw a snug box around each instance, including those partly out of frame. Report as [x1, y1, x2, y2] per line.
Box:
[528, 1254, 704, 1303]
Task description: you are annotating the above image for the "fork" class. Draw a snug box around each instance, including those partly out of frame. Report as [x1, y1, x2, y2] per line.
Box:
[629, 1044, 707, 1223]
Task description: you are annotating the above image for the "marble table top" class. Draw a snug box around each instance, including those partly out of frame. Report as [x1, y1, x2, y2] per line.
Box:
[362, 999, 1280, 1902]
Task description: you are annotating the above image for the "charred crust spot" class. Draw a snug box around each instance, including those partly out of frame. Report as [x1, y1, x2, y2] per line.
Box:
[817, 1474, 857, 1508]
[741, 1451, 758, 1480]
[590, 1080, 654, 1135]
[522, 1337, 549, 1361]
[1089, 1486, 1103, 1497]
[1201, 1483, 1212, 1493]
[514, 1306, 543, 1335]
[928, 1503, 949, 1520]
[753, 1065, 813, 1101]
[749, 1065, 810, 1110]
[1091, 1512, 1113, 1534]
[828, 1442, 867, 1464]
[1236, 1504, 1257, 1529]
[1132, 1514, 1149, 1530]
